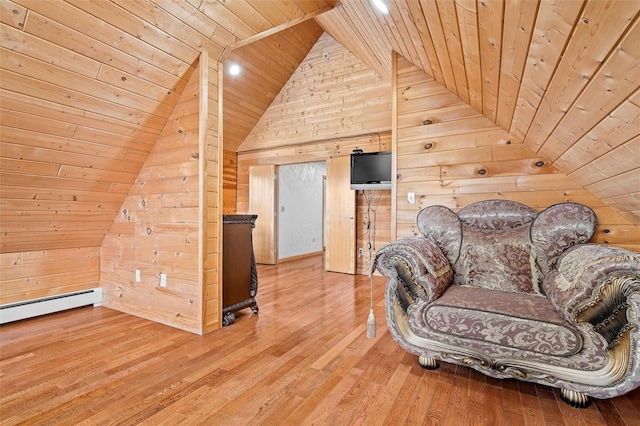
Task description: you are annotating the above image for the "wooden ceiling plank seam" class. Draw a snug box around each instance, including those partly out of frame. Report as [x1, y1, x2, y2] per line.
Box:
[111, 0, 224, 60]
[346, 0, 393, 77]
[272, 0, 307, 21]
[525, 0, 640, 152]
[0, 186, 127, 203]
[196, 0, 259, 41]
[508, 0, 586, 141]
[554, 95, 640, 174]
[226, 4, 331, 54]
[0, 69, 166, 131]
[404, 0, 444, 85]
[225, 50, 293, 89]
[247, 33, 313, 72]
[495, 0, 540, 131]
[419, 0, 457, 94]
[0, 0, 27, 30]
[477, 0, 504, 122]
[1, 141, 144, 175]
[21, 11, 189, 91]
[382, 1, 425, 73]
[568, 135, 640, 187]
[1, 21, 101, 79]
[538, 16, 640, 163]
[1, 125, 153, 160]
[0, 172, 113, 193]
[320, 8, 390, 78]
[268, 20, 320, 55]
[0, 47, 175, 120]
[436, 0, 470, 104]
[218, 0, 273, 33]
[14, 0, 194, 79]
[315, 16, 386, 80]
[0, 158, 61, 178]
[0, 107, 76, 139]
[586, 168, 640, 200]
[241, 0, 290, 28]
[150, 0, 216, 39]
[354, 0, 398, 67]
[453, 0, 482, 113]
[96, 64, 184, 108]
[394, 1, 434, 75]
[294, 0, 336, 16]
[66, 0, 200, 65]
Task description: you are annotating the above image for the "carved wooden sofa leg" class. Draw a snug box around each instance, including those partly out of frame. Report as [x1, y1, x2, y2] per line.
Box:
[560, 389, 590, 408]
[418, 355, 440, 370]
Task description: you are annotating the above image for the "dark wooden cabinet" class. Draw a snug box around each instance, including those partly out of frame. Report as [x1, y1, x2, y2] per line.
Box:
[222, 214, 259, 326]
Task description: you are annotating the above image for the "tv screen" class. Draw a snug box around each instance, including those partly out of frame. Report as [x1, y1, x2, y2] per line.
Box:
[350, 151, 392, 190]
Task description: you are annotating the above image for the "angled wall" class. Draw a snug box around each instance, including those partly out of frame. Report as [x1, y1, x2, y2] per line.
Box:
[101, 54, 219, 334]
[394, 53, 639, 251]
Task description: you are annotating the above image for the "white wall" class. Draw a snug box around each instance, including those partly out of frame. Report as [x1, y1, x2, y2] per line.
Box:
[278, 162, 326, 259]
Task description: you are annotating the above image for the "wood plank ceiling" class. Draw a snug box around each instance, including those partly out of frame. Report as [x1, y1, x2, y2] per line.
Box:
[1, 0, 639, 255]
[318, 0, 640, 225]
[0, 0, 335, 253]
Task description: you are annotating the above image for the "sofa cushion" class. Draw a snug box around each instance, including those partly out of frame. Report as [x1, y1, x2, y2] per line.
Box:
[531, 202, 596, 275]
[424, 286, 583, 357]
[459, 241, 540, 293]
[417, 205, 462, 266]
[454, 224, 542, 294]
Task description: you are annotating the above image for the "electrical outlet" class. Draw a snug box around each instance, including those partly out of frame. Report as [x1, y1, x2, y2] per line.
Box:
[159, 273, 167, 287]
[359, 248, 364, 256]
[408, 192, 416, 204]
[135, 269, 141, 282]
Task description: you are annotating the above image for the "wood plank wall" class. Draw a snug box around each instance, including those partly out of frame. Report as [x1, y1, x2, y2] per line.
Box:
[222, 150, 238, 214]
[394, 54, 640, 252]
[236, 33, 391, 151]
[237, 133, 391, 274]
[0, 247, 99, 305]
[234, 31, 394, 272]
[203, 56, 221, 333]
[100, 57, 204, 334]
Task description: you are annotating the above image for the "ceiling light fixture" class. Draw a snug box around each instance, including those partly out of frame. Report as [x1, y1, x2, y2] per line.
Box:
[229, 63, 241, 76]
[371, 0, 389, 14]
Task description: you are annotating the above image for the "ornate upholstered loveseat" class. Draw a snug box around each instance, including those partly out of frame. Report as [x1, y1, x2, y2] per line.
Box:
[372, 200, 640, 407]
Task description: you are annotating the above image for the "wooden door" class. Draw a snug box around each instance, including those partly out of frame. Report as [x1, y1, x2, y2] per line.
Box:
[249, 165, 277, 264]
[325, 156, 356, 274]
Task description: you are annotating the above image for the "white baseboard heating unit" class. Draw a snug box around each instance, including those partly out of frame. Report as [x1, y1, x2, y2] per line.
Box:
[0, 288, 102, 325]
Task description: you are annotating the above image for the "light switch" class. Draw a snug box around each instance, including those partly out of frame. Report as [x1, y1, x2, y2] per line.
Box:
[408, 192, 416, 204]
[135, 269, 141, 282]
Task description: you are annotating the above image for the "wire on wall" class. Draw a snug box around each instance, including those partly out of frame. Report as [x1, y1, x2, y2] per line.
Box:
[363, 189, 380, 339]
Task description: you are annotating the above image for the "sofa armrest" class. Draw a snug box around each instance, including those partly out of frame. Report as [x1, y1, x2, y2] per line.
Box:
[544, 244, 640, 348]
[372, 237, 453, 310]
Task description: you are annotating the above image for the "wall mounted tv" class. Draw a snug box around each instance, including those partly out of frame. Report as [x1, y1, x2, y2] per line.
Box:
[350, 151, 392, 190]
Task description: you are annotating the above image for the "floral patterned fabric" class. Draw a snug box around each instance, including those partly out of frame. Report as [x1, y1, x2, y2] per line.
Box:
[544, 244, 640, 321]
[531, 202, 596, 276]
[373, 199, 640, 400]
[417, 206, 462, 266]
[424, 286, 581, 356]
[454, 224, 541, 293]
[458, 199, 537, 230]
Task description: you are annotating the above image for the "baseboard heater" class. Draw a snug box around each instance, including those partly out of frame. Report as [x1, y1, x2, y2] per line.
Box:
[0, 288, 102, 325]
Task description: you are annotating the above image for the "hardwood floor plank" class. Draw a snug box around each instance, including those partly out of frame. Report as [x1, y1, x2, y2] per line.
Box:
[1, 255, 639, 425]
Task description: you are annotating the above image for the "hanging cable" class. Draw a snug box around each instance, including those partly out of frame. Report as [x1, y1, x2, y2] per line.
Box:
[364, 190, 379, 338]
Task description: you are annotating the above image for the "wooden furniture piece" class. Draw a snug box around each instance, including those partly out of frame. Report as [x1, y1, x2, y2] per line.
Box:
[222, 214, 259, 326]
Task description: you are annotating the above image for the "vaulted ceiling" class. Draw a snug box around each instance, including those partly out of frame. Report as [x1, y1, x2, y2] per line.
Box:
[1, 0, 639, 254]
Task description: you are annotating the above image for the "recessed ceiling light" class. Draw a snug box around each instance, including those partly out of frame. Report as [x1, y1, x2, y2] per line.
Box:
[371, 0, 389, 14]
[229, 63, 241, 76]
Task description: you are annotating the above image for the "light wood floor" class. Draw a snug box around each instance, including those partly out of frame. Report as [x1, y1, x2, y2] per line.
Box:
[1, 255, 639, 425]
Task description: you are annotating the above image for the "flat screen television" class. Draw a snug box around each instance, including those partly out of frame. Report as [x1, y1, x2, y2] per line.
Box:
[350, 151, 392, 190]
